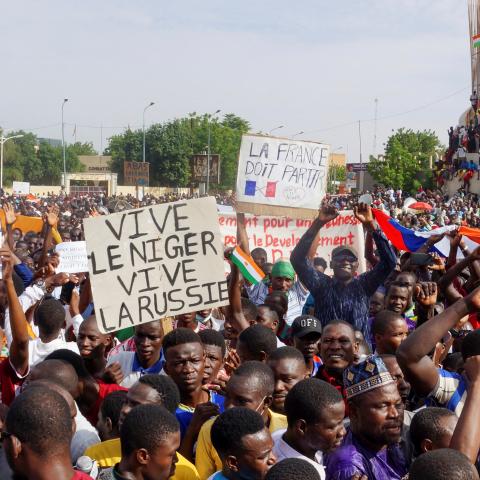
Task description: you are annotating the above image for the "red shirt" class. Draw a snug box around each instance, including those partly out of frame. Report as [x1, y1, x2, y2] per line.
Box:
[72, 471, 94, 480]
[85, 380, 128, 426]
[316, 364, 349, 415]
[0, 358, 27, 406]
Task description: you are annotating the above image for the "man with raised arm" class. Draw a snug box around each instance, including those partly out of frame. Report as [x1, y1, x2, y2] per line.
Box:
[290, 204, 396, 338]
[397, 286, 480, 416]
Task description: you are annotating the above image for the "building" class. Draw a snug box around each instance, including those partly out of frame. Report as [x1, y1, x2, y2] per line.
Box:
[62, 155, 117, 195]
[329, 152, 346, 167]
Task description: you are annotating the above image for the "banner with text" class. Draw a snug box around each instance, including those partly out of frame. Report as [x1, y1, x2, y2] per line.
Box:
[218, 209, 366, 274]
[236, 134, 329, 218]
[124, 161, 150, 186]
[84, 197, 228, 333]
[56, 241, 89, 273]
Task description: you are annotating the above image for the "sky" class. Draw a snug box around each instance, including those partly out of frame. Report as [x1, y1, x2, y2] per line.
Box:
[0, 0, 473, 164]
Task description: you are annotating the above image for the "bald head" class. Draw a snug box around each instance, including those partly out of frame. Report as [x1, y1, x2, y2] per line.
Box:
[28, 360, 79, 399]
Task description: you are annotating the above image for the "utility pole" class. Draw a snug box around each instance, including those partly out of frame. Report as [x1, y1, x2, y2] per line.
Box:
[358, 120, 364, 191]
[373, 98, 378, 156]
[62, 98, 69, 191]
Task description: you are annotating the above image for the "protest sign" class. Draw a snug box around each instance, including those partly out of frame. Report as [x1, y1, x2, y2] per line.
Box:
[218, 210, 366, 274]
[12, 181, 30, 195]
[235, 134, 330, 219]
[0, 212, 62, 244]
[84, 197, 228, 333]
[56, 241, 89, 273]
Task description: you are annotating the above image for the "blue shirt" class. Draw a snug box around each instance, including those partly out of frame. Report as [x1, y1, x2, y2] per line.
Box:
[176, 391, 225, 439]
[208, 472, 229, 480]
[132, 351, 164, 375]
[291, 223, 396, 339]
[15, 263, 33, 288]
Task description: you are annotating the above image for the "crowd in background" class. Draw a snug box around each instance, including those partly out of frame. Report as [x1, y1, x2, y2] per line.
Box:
[0, 188, 479, 480]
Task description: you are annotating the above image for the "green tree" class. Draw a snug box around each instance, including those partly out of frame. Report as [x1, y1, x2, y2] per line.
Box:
[69, 141, 97, 156]
[327, 165, 346, 193]
[0, 128, 86, 185]
[36, 142, 84, 185]
[105, 113, 250, 188]
[367, 128, 442, 192]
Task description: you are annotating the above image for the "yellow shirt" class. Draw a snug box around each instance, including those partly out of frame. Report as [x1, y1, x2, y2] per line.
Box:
[85, 437, 199, 480]
[195, 409, 287, 480]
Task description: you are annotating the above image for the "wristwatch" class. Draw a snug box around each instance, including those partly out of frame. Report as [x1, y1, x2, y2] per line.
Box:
[35, 279, 54, 294]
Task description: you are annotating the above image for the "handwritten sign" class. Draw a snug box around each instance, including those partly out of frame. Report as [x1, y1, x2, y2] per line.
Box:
[84, 197, 228, 333]
[56, 241, 89, 273]
[12, 181, 30, 195]
[218, 210, 366, 274]
[236, 134, 329, 218]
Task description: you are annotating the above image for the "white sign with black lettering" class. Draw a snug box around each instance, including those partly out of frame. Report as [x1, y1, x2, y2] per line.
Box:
[83, 197, 228, 333]
[236, 134, 329, 217]
[56, 241, 89, 273]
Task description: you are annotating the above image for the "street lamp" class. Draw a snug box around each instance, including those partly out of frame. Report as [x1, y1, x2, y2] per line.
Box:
[143, 101, 155, 163]
[269, 125, 284, 135]
[0, 134, 24, 190]
[292, 131, 304, 139]
[61, 98, 68, 191]
[206, 109, 221, 194]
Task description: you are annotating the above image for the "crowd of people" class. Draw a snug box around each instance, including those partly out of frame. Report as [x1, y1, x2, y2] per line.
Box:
[0, 187, 479, 480]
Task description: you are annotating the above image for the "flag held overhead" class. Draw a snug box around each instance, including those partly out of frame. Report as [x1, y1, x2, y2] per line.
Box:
[230, 246, 265, 285]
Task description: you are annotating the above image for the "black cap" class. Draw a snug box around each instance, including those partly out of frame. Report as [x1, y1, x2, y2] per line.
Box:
[331, 245, 358, 260]
[291, 315, 322, 338]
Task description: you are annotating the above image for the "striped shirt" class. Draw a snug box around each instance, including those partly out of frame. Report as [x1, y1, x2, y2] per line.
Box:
[247, 282, 309, 326]
[429, 368, 467, 416]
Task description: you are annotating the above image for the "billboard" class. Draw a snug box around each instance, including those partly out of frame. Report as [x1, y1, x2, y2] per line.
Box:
[347, 162, 368, 172]
[191, 154, 221, 183]
[124, 161, 149, 186]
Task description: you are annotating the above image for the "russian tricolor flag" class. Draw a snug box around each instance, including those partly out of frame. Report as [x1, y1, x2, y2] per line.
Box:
[371, 208, 479, 257]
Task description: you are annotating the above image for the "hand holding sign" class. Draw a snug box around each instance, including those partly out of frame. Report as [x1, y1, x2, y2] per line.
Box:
[84, 197, 228, 333]
[354, 203, 375, 232]
[318, 204, 339, 224]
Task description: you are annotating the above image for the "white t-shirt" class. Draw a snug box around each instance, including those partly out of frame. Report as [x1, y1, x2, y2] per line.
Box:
[72, 404, 101, 463]
[106, 351, 165, 388]
[28, 337, 79, 366]
[272, 428, 325, 480]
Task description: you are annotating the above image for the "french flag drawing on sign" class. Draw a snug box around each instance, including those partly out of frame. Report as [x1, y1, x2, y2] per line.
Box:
[245, 180, 256, 196]
[265, 182, 277, 198]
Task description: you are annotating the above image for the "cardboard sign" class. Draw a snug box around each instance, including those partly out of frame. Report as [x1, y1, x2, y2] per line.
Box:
[84, 197, 228, 333]
[0, 212, 62, 244]
[56, 241, 89, 273]
[124, 161, 149, 186]
[218, 210, 366, 274]
[12, 181, 30, 195]
[236, 134, 329, 219]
